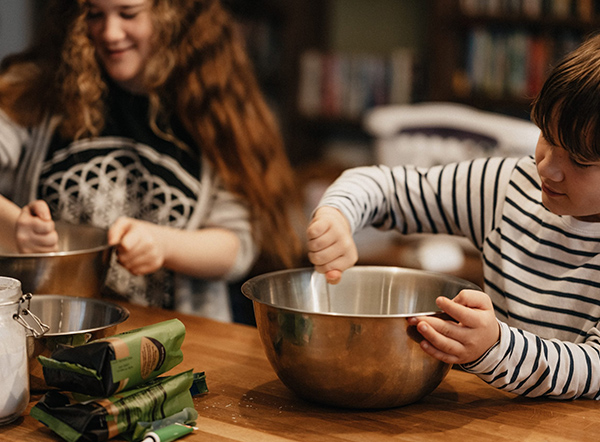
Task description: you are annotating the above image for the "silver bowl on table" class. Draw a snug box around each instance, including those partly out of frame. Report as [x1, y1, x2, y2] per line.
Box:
[25, 294, 129, 391]
[242, 266, 480, 409]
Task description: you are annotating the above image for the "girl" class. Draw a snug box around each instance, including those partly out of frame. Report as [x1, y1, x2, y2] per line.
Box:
[0, 0, 301, 320]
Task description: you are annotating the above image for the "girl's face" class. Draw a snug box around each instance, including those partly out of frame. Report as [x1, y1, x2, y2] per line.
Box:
[535, 133, 600, 222]
[86, 0, 154, 93]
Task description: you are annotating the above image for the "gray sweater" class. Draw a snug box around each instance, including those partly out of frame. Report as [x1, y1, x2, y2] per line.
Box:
[0, 109, 257, 321]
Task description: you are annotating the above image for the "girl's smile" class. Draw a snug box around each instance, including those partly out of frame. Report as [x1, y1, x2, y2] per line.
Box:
[86, 0, 153, 93]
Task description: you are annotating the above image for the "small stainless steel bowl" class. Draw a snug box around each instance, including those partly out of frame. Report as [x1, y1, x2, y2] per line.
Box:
[242, 266, 480, 409]
[0, 221, 113, 298]
[24, 294, 129, 391]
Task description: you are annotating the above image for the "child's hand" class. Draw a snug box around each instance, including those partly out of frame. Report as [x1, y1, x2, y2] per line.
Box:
[306, 206, 358, 284]
[407, 290, 500, 365]
[108, 217, 166, 276]
[15, 200, 59, 253]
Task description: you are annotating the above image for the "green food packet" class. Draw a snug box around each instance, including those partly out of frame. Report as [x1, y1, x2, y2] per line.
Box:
[38, 319, 185, 397]
[30, 370, 198, 442]
[128, 407, 198, 442]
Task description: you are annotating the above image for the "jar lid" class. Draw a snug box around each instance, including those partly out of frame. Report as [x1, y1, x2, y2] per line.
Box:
[0, 277, 21, 305]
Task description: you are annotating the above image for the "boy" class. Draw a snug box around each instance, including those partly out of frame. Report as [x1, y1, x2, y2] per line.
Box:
[306, 34, 600, 399]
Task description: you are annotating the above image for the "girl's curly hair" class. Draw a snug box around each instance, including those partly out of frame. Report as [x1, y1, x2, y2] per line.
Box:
[0, 0, 302, 269]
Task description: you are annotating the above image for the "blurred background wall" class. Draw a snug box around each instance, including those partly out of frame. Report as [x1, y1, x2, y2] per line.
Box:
[0, 0, 35, 62]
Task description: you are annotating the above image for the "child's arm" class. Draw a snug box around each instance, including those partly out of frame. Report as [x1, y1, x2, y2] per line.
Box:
[407, 290, 500, 364]
[462, 321, 600, 399]
[306, 160, 506, 282]
[306, 206, 358, 284]
[409, 294, 600, 399]
[414, 296, 600, 399]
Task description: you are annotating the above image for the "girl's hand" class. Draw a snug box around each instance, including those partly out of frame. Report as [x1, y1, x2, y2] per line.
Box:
[108, 217, 168, 276]
[15, 200, 59, 253]
[407, 289, 500, 365]
[306, 206, 358, 284]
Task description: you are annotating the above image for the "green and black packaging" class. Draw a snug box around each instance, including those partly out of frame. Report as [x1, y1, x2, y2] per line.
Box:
[38, 319, 185, 397]
[30, 370, 206, 442]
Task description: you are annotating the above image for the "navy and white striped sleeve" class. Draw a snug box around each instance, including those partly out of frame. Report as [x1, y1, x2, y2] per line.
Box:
[317, 157, 519, 248]
[462, 321, 600, 399]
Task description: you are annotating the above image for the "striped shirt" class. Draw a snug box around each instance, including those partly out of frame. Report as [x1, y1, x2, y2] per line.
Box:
[318, 156, 600, 399]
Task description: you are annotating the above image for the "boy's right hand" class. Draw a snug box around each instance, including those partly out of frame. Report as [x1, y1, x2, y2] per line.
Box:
[306, 206, 358, 284]
[15, 200, 59, 253]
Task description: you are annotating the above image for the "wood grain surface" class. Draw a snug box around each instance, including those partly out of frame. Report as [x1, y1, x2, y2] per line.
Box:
[1, 300, 599, 442]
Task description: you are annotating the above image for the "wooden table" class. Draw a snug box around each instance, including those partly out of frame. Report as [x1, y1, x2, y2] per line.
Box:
[2, 301, 599, 442]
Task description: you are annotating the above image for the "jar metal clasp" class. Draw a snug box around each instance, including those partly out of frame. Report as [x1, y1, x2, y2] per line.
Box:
[12, 293, 49, 338]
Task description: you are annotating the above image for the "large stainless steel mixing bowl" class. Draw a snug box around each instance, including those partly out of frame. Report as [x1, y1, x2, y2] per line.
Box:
[24, 294, 129, 391]
[242, 266, 480, 409]
[0, 221, 113, 298]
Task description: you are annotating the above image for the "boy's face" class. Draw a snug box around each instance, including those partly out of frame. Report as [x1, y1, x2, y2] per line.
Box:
[535, 133, 600, 222]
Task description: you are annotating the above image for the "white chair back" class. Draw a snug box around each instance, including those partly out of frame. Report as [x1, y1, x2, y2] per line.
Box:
[365, 102, 540, 168]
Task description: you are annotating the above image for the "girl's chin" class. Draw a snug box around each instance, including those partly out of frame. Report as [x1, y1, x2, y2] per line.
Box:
[107, 74, 144, 93]
[102, 63, 141, 84]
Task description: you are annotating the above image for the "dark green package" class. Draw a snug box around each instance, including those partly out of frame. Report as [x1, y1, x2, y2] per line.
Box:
[38, 319, 185, 397]
[30, 370, 205, 442]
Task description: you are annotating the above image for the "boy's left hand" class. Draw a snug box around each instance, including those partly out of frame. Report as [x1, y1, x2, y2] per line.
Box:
[407, 290, 500, 365]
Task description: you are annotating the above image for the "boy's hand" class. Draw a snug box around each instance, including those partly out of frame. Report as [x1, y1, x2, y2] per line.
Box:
[15, 200, 59, 253]
[306, 206, 358, 284]
[407, 290, 500, 365]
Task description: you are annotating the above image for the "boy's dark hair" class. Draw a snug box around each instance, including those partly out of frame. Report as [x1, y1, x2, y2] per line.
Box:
[531, 33, 600, 162]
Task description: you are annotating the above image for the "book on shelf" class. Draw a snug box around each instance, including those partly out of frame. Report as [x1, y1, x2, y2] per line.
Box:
[577, 0, 594, 21]
[526, 36, 549, 97]
[463, 28, 580, 100]
[460, 0, 600, 20]
[297, 49, 414, 120]
[389, 48, 414, 107]
[298, 50, 323, 118]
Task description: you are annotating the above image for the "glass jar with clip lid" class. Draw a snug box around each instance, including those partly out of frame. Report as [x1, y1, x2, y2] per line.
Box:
[0, 276, 48, 425]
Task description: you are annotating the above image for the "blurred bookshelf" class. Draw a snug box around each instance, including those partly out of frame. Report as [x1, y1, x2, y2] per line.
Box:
[219, 0, 600, 167]
[223, 0, 329, 166]
[428, 0, 600, 119]
[225, 0, 431, 167]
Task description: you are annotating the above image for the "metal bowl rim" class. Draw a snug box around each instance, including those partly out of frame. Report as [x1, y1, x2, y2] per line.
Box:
[0, 243, 113, 258]
[252, 302, 442, 319]
[0, 221, 111, 258]
[28, 294, 130, 337]
[242, 266, 481, 319]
